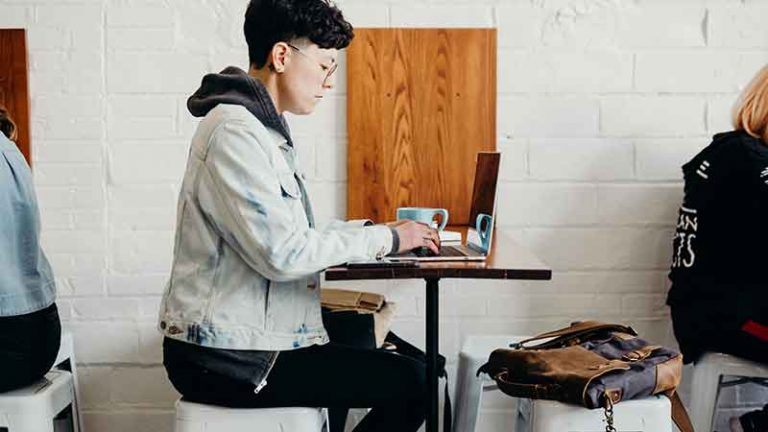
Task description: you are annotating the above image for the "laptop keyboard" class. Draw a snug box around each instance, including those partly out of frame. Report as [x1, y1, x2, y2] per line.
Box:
[413, 245, 467, 257]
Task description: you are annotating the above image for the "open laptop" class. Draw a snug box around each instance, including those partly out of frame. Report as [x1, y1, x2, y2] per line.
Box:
[388, 151, 501, 262]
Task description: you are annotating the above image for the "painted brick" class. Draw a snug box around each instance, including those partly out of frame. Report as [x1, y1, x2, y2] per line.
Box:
[33, 141, 103, 164]
[26, 27, 70, 50]
[108, 274, 168, 297]
[36, 5, 103, 27]
[635, 138, 708, 180]
[499, 96, 600, 138]
[636, 52, 768, 93]
[314, 135, 345, 182]
[110, 367, 178, 405]
[69, 322, 140, 363]
[495, 5, 544, 48]
[601, 96, 706, 137]
[528, 138, 634, 181]
[709, 5, 768, 48]
[596, 184, 682, 225]
[110, 231, 174, 274]
[109, 142, 187, 184]
[0, 5, 31, 26]
[390, 5, 493, 27]
[334, 3, 388, 27]
[108, 185, 178, 210]
[533, 0, 619, 49]
[522, 227, 673, 271]
[107, 52, 207, 94]
[616, 5, 706, 48]
[33, 163, 102, 186]
[496, 183, 598, 227]
[499, 50, 633, 93]
[498, 137, 528, 181]
[106, 4, 174, 28]
[708, 94, 739, 135]
[108, 28, 174, 50]
[73, 298, 140, 320]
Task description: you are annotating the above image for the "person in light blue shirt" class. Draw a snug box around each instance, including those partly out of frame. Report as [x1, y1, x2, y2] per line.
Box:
[0, 104, 60, 392]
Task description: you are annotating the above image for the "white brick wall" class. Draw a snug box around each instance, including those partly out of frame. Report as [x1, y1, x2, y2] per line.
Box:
[2, 0, 766, 430]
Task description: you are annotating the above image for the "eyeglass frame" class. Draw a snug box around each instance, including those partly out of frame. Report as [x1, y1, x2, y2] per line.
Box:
[285, 43, 338, 84]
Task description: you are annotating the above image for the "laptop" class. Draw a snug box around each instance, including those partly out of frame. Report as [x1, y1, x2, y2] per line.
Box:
[388, 151, 501, 262]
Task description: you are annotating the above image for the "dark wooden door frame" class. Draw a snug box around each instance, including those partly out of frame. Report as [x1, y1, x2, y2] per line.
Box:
[0, 29, 31, 165]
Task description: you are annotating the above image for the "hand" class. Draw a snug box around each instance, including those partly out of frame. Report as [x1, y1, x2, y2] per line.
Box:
[392, 220, 440, 254]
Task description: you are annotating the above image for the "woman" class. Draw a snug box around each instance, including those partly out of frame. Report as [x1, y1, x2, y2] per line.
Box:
[158, 1, 438, 431]
[668, 65, 768, 432]
[0, 105, 61, 392]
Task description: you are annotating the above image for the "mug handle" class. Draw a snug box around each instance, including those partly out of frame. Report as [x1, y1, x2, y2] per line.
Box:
[476, 213, 492, 246]
[434, 209, 449, 231]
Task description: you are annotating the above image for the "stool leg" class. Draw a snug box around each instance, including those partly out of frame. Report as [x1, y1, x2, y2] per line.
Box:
[453, 352, 484, 432]
[690, 360, 722, 432]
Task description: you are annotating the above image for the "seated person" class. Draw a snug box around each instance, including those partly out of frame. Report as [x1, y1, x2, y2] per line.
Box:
[157, 1, 439, 431]
[667, 65, 768, 432]
[0, 104, 61, 392]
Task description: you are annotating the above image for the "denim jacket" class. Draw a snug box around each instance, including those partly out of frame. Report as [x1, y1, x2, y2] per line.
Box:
[0, 134, 56, 316]
[158, 101, 393, 351]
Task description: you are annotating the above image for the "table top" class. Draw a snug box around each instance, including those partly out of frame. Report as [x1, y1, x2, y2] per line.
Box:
[325, 227, 552, 281]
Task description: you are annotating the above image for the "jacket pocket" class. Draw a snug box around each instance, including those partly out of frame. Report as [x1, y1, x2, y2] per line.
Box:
[278, 172, 302, 199]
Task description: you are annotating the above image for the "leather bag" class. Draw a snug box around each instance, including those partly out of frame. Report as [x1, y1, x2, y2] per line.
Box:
[477, 321, 694, 432]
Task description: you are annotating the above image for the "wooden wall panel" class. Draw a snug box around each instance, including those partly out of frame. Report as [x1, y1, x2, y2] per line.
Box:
[0, 29, 30, 165]
[347, 28, 496, 225]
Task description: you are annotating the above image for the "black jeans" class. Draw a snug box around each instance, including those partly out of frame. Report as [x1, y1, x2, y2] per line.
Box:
[164, 341, 426, 432]
[0, 303, 61, 392]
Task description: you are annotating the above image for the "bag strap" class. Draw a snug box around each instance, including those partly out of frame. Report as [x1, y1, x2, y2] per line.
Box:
[668, 392, 695, 432]
[512, 321, 637, 349]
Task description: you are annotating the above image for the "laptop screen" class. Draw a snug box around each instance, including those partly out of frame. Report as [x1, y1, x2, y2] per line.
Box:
[466, 152, 500, 253]
[468, 152, 501, 224]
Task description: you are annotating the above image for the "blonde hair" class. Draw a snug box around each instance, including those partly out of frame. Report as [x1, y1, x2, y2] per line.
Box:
[0, 103, 17, 141]
[733, 64, 768, 144]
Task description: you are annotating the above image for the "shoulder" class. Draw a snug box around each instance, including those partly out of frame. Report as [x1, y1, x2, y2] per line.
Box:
[193, 105, 275, 158]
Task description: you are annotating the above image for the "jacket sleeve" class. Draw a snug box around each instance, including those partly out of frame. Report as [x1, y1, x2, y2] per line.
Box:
[197, 120, 393, 282]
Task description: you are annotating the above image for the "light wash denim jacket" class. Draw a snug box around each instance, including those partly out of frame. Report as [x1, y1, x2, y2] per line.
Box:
[0, 134, 56, 316]
[158, 101, 393, 351]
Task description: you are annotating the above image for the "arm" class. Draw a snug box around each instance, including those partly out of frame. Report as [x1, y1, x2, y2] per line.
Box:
[197, 120, 393, 282]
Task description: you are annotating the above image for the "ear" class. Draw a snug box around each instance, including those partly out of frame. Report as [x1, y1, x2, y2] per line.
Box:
[269, 42, 290, 73]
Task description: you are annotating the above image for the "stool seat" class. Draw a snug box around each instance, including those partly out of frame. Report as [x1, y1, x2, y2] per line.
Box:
[0, 369, 75, 432]
[175, 399, 328, 432]
[454, 335, 528, 432]
[517, 396, 672, 432]
[690, 352, 768, 432]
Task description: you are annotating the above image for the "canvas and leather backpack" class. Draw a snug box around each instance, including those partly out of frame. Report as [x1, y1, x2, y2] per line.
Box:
[478, 321, 694, 432]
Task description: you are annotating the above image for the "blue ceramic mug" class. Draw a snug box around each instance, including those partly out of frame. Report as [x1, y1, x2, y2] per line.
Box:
[475, 213, 493, 251]
[396, 207, 449, 231]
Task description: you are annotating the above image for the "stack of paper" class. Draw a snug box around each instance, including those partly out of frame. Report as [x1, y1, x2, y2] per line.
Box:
[439, 230, 462, 245]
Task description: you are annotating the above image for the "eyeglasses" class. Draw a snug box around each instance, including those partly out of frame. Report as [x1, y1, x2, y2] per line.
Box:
[286, 43, 338, 84]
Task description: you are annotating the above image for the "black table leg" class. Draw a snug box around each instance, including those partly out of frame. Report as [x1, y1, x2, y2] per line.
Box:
[425, 278, 440, 432]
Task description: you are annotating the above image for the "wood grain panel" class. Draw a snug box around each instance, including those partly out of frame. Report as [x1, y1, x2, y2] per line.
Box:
[347, 28, 496, 225]
[0, 29, 30, 165]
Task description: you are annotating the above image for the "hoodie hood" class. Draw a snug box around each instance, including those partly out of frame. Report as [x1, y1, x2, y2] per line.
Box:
[187, 66, 293, 146]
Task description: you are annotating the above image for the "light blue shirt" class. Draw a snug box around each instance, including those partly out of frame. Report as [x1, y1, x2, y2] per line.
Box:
[0, 133, 55, 316]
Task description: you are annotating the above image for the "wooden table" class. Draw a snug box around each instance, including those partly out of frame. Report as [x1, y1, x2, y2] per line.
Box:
[325, 229, 552, 432]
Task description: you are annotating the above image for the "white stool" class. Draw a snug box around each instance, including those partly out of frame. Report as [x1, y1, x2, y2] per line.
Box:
[690, 352, 768, 432]
[53, 331, 82, 432]
[453, 335, 528, 432]
[174, 399, 329, 432]
[0, 369, 76, 432]
[516, 395, 672, 432]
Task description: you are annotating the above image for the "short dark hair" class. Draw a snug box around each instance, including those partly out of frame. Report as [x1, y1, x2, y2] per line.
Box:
[0, 104, 17, 141]
[244, 0, 354, 69]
